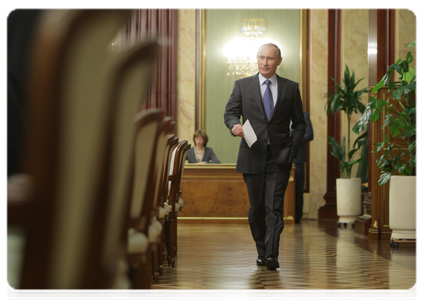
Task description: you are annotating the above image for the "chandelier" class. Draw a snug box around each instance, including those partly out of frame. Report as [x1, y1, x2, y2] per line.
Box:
[224, 18, 266, 77]
[226, 56, 258, 77]
[240, 18, 266, 40]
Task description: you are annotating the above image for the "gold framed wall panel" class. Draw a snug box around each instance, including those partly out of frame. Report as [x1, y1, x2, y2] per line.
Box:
[195, 9, 308, 164]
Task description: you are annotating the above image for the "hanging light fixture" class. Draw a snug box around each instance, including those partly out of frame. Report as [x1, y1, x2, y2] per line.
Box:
[240, 18, 266, 40]
[226, 55, 258, 77]
[224, 18, 266, 77]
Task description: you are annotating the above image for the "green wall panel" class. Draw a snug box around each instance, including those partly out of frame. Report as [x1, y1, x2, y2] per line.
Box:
[204, 9, 300, 163]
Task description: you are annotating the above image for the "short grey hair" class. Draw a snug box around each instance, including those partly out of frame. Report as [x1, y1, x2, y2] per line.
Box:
[257, 43, 282, 59]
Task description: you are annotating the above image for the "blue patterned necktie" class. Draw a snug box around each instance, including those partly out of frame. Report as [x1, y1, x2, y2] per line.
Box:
[263, 79, 274, 121]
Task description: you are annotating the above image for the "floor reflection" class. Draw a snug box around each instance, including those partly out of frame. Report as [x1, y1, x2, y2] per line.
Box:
[316, 219, 416, 271]
[151, 220, 416, 289]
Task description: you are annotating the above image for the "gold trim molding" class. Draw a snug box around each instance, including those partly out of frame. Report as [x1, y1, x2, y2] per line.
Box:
[197, 9, 206, 130]
[299, 9, 308, 111]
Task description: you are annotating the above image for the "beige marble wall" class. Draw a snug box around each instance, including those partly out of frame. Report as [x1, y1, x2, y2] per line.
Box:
[340, 10, 369, 178]
[306, 10, 328, 219]
[177, 9, 196, 144]
[396, 9, 416, 75]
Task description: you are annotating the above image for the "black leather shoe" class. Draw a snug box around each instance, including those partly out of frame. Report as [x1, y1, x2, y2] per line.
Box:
[256, 256, 266, 266]
[266, 256, 280, 270]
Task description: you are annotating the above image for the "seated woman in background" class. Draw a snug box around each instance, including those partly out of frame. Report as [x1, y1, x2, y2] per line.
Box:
[186, 129, 220, 164]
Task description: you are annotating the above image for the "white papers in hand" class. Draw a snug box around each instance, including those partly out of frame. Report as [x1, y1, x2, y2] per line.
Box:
[242, 120, 257, 148]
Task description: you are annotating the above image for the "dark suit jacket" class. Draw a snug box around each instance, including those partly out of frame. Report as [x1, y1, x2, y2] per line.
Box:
[224, 73, 306, 174]
[186, 147, 220, 163]
[293, 111, 314, 164]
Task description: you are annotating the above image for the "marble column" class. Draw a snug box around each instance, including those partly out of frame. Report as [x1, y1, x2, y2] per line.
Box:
[307, 10, 328, 220]
[177, 9, 196, 143]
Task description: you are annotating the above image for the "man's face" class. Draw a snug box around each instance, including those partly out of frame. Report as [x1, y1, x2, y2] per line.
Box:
[257, 45, 282, 79]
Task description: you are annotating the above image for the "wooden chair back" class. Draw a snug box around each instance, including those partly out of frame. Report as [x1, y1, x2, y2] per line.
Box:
[158, 135, 178, 209]
[168, 140, 191, 212]
[165, 140, 190, 267]
[152, 118, 174, 212]
[99, 40, 160, 287]
[8, 10, 132, 289]
[130, 116, 172, 236]
[129, 109, 163, 233]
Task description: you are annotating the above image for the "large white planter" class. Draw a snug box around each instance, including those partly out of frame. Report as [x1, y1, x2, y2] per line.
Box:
[336, 178, 362, 224]
[389, 175, 416, 241]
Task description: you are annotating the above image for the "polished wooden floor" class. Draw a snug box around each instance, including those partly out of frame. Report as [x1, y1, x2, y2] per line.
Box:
[152, 220, 416, 290]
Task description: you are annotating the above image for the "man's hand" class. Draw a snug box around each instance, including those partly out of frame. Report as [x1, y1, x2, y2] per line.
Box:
[231, 124, 244, 138]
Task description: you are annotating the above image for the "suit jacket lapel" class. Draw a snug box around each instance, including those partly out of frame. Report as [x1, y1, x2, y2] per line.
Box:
[250, 73, 266, 117]
[271, 75, 287, 119]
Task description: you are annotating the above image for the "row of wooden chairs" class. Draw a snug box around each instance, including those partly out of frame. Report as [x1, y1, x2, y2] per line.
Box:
[7, 10, 190, 289]
[127, 111, 190, 288]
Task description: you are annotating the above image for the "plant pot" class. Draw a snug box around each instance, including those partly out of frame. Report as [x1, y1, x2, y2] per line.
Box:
[336, 178, 362, 223]
[389, 175, 416, 240]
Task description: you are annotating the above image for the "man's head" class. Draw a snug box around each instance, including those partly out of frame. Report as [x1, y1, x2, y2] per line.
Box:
[257, 43, 282, 78]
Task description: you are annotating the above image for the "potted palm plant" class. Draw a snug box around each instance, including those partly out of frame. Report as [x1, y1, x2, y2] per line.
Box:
[353, 41, 416, 246]
[325, 65, 368, 227]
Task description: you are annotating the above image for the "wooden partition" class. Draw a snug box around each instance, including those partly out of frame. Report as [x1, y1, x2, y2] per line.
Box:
[367, 87, 396, 240]
[179, 164, 295, 224]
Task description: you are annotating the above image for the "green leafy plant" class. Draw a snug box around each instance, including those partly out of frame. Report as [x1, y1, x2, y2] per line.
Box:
[325, 65, 368, 179]
[353, 41, 416, 186]
[328, 136, 364, 179]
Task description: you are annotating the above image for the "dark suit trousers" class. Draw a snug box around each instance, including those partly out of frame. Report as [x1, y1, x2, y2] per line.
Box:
[243, 145, 291, 259]
[294, 163, 305, 222]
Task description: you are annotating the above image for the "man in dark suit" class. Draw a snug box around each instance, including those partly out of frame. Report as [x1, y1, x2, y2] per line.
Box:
[224, 43, 306, 270]
[292, 111, 314, 224]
